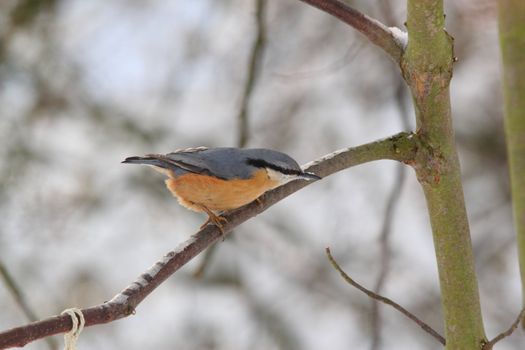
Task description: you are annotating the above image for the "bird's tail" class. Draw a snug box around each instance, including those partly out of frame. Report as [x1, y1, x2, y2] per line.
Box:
[121, 155, 169, 168]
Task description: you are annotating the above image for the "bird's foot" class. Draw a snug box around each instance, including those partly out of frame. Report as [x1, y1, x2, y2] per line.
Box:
[199, 208, 228, 240]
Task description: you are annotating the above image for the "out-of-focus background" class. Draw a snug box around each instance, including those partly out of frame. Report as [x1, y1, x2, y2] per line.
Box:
[0, 1, 521, 349]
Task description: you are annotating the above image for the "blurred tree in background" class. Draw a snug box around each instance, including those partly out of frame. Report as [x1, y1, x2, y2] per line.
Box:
[0, 1, 523, 349]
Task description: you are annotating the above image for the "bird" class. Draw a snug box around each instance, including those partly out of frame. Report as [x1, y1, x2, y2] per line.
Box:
[122, 147, 320, 234]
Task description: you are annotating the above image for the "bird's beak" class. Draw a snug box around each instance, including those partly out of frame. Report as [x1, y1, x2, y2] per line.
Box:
[298, 171, 321, 181]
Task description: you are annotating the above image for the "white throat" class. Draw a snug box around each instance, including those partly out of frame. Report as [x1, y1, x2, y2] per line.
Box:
[265, 168, 300, 186]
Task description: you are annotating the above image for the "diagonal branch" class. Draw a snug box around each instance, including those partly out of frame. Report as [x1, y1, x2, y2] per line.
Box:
[326, 247, 446, 345]
[297, 0, 404, 62]
[0, 132, 416, 349]
[0, 260, 58, 350]
[0, 261, 39, 325]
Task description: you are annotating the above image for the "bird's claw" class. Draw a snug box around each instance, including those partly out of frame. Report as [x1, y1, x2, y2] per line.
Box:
[200, 212, 228, 240]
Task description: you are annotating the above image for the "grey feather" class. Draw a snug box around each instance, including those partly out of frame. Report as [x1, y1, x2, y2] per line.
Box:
[164, 148, 304, 180]
[123, 147, 308, 180]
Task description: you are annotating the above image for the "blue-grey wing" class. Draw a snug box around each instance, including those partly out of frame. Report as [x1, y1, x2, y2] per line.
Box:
[162, 147, 302, 180]
[164, 147, 255, 180]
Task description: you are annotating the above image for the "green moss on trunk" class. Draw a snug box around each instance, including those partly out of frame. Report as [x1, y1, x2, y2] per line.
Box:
[403, 0, 487, 348]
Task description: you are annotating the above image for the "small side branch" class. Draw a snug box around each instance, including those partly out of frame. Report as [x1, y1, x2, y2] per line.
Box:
[0, 132, 417, 349]
[325, 247, 445, 346]
[0, 261, 39, 324]
[370, 164, 406, 350]
[482, 308, 525, 350]
[298, 0, 404, 62]
[0, 260, 57, 350]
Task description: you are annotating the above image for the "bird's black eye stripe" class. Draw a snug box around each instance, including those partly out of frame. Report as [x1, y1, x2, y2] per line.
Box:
[246, 158, 301, 175]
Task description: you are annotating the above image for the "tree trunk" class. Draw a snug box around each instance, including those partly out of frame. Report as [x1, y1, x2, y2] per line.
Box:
[402, 1, 487, 348]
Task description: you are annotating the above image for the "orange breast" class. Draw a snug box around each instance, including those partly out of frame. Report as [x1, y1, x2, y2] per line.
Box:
[165, 169, 279, 212]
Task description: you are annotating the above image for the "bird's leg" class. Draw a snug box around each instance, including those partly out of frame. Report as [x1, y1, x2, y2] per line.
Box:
[198, 205, 228, 238]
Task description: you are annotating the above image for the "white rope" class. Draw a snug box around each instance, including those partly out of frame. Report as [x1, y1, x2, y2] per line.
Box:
[61, 308, 85, 350]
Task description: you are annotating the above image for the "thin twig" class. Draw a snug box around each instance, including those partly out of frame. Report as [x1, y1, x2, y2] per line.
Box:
[192, 237, 218, 278]
[370, 61, 410, 350]
[370, 164, 406, 350]
[0, 260, 58, 350]
[325, 247, 446, 346]
[0, 261, 39, 323]
[273, 41, 364, 80]
[482, 308, 525, 350]
[237, 0, 267, 148]
[298, 0, 403, 62]
[0, 133, 417, 349]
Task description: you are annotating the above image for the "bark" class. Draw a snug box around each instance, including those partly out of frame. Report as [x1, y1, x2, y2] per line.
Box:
[401, 1, 487, 348]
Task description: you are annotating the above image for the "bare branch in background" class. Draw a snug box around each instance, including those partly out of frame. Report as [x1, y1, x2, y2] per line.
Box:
[193, 0, 268, 278]
[325, 248, 445, 346]
[370, 43, 411, 348]
[192, 237, 218, 279]
[498, 0, 525, 330]
[273, 41, 364, 80]
[237, 0, 267, 148]
[0, 260, 58, 350]
[0, 261, 38, 323]
[370, 164, 406, 350]
[0, 133, 417, 349]
[297, 0, 404, 62]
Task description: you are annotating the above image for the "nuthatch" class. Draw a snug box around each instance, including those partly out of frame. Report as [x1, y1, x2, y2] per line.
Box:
[123, 147, 320, 233]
